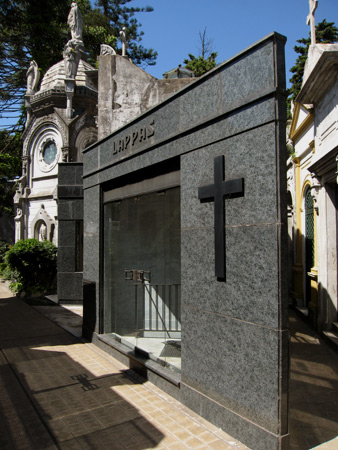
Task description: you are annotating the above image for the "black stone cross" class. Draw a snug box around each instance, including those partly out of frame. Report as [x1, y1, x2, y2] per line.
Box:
[198, 155, 244, 281]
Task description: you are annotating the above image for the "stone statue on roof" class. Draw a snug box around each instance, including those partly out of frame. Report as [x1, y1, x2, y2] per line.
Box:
[26, 60, 40, 95]
[119, 27, 128, 57]
[64, 2, 83, 81]
[68, 2, 82, 42]
[63, 44, 79, 79]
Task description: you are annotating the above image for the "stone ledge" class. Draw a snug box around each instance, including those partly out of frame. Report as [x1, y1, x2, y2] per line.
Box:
[97, 333, 181, 387]
[297, 44, 338, 104]
[322, 331, 338, 356]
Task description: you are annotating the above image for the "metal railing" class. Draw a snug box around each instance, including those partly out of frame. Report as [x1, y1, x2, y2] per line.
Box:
[134, 283, 181, 334]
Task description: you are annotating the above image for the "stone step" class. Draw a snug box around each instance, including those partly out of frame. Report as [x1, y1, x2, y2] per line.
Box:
[332, 322, 338, 333]
[322, 330, 338, 355]
[295, 306, 309, 317]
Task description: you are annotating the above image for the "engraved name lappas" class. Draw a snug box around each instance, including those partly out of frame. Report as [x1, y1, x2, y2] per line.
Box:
[112, 120, 155, 155]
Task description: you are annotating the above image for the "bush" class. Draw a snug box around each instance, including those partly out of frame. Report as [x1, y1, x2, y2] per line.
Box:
[0, 240, 11, 276]
[0, 240, 10, 262]
[5, 239, 57, 296]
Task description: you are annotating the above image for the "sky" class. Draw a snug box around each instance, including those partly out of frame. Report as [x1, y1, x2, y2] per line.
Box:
[1, 0, 337, 130]
[137, 0, 338, 85]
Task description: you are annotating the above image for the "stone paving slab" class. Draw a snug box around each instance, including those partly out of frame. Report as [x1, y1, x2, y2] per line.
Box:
[0, 282, 249, 450]
[0, 345, 57, 449]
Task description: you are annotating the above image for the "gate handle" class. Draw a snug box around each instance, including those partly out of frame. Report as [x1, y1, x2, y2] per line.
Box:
[125, 269, 151, 283]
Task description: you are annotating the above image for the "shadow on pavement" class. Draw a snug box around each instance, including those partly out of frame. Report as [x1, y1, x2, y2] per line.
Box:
[289, 309, 338, 450]
[0, 295, 164, 449]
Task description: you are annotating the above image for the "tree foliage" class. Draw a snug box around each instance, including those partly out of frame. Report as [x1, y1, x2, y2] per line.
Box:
[0, 130, 22, 217]
[184, 53, 217, 77]
[0, 0, 73, 129]
[183, 27, 217, 77]
[289, 19, 338, 103]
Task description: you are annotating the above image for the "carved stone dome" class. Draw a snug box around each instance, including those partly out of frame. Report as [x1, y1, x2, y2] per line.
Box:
[39, 59, 97, 92]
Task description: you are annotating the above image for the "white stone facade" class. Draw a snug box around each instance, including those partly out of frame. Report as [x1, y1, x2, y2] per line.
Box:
[15, 57, 98, 246]
[287, 44, 338, 331]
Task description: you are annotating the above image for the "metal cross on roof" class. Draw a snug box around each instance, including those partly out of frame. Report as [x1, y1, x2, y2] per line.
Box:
[307, 0, 318, 45]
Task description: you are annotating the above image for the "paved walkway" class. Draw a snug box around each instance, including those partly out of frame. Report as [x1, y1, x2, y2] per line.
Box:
[289, 309, 338, 450]
[2, 281, 338, 450]
[0, 282, 249, 450]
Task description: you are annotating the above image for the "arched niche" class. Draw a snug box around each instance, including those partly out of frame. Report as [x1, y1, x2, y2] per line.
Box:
[31, 204, 55, 243]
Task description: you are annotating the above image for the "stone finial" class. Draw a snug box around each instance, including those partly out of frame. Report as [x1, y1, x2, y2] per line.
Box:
[119, 27, 128, 57]
[100, 44, 116, 56]
[26, 60, 40, 95]
[307, 0, 318, 45]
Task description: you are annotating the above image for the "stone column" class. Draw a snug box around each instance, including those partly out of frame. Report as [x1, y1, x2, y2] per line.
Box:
[65, 79, 75, 119]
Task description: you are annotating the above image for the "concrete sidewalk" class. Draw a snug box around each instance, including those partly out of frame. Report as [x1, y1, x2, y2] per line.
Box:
[3, 280, 338, 450]
[0, 282, 249, 450]
[289, 309, 338, 450]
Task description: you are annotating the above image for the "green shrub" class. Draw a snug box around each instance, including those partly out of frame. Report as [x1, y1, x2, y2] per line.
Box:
[5, 239, 57, 296]
[0, 240, 10, 262]
[0, 240, 11, 276]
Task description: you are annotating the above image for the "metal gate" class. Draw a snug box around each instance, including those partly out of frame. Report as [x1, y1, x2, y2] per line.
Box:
[305, 189, 314, 306]
[125, 270, 181, 337]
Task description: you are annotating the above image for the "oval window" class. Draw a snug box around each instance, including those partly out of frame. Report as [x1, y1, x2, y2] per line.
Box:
[43, 141, 57, 165]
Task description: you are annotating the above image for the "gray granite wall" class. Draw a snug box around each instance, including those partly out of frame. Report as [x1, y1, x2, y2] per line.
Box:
[83, 183, 101, 334]
[57, 163, 83, 303]
[82, 33, 288, 450]
[180, 121, 289, 449]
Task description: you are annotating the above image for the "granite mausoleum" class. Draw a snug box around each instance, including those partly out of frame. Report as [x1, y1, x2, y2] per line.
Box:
[14, 4, 289, 447]
[82, 33, 289, 450]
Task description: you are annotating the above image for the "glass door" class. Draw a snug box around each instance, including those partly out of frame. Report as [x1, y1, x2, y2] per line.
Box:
[104, 187, 181, 371]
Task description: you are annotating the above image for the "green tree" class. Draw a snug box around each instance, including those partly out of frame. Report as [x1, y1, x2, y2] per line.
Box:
[0, 130, 22, 217]
[0, 0, 74, 130]
[82, 9, 117, 65]
[184, 53, 217, 77]
[289, 19, 338, 103]
[183, 27, 217, 77]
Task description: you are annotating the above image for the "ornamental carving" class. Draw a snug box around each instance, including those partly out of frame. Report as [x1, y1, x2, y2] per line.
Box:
[24, 115, 67, 158]
[100, 44, 116, 56]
